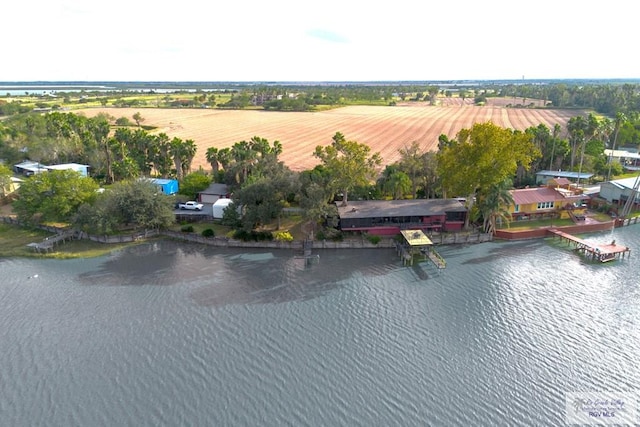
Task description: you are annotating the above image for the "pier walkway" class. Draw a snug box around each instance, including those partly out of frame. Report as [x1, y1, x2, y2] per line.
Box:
[548, 228, 630, 262]
[26, 230, 77, 253]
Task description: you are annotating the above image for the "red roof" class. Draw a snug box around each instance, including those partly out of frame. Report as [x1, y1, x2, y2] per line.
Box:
[547, 177, 572, 186]
[511, 187, 582, 205]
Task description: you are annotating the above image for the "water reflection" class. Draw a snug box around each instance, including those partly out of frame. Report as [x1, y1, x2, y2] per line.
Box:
[191, 248, 398, 307]
[461, 240, 544, 265]
[78, 241, 403, 307]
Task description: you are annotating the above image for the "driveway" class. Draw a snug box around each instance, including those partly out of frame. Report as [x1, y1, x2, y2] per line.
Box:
[173, 203, 213, 217]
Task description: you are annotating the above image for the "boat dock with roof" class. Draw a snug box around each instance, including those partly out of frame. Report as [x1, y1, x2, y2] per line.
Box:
[396, 230, 446, 269]
[548, 229, 630, 262]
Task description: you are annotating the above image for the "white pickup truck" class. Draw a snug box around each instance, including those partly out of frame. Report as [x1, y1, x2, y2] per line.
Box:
[178, 201, 204, 211]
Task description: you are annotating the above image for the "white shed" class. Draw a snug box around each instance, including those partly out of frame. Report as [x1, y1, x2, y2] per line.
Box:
[212, 198, 234, 219]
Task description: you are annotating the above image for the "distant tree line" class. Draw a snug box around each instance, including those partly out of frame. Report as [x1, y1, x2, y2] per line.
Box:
[4, 81, 640, 116]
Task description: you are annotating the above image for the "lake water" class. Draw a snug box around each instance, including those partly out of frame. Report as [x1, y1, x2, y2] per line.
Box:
[2, 227, 639, 426]
[0, 85, 115, 96]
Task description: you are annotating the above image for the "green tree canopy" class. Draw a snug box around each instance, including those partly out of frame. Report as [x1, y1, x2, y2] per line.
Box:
[313, 132, 382, 206]
[299, 165, 337, 224]
[437, 122, 540, 228]
[179, 171, 212, 200]
[13, 170, 99, 224]
[74, 179, 175, 233]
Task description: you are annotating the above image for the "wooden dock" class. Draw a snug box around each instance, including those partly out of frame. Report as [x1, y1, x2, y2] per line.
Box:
[293, 239, 319, 265]
[27, 230, 77, 253]
[548, 229, 630, 262]
[425, 249, 446, 269]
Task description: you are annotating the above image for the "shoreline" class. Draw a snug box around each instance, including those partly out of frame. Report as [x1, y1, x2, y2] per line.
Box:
[2, 214, 638, 260]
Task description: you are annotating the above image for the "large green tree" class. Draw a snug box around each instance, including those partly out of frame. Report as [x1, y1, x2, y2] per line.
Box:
[313, 132, 382, 206]
[13, 170, 99, 224]
[397, 141, 427, 199]
[437, 122, 540, 229]
[298, 165, 338, 228]
[179, 171, 212, 200]
[74, 179, 175, 233]
[232, 152, 298, 231]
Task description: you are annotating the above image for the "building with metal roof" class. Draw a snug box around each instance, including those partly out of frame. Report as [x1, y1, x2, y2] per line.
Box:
[535, 170, 594, 185]
[45, 163, 90, 177]
[603, 149, 640, 170]
[336, 199, 467, 235]
[598, 176, 640, 210]
[508, 185, 589, 221]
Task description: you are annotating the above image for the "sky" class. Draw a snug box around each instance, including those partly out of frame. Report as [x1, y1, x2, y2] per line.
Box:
[4, 0, 639, 82]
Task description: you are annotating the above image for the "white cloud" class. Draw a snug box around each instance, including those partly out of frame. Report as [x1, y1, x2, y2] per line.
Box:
[3, 0, 638, 81]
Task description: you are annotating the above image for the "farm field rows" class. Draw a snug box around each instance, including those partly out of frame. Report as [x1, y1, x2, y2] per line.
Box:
[78, 102, 582, 172]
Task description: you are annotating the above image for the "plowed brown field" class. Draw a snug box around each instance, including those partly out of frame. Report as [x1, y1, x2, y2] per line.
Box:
[78, 102, 581, 172]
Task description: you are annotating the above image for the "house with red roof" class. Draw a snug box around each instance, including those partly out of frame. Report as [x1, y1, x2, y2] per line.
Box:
[508, 183, 589, 222]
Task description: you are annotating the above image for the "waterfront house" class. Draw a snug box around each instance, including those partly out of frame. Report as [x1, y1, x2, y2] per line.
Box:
[335, 199, 467, 236]
[508, 185, 588, 221]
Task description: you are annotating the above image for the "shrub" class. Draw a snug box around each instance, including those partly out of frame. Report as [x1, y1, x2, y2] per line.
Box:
[274, 231, 293, 242]
[366, 234, 381, 245]
[232, 229, 274, 241]
[233, 229, 250, 240]
[201, 228, 215, 238]
[181, 225, 194, 233]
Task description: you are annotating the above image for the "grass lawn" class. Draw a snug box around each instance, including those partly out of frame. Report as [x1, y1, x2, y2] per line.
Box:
[170, 214, 308, 240]
[0, 223, 142, 259]
[49, 239, 138, 259]
[169, 221, 234, 237]
[0, 223, 53, 257]
[498, 218, 574, 230]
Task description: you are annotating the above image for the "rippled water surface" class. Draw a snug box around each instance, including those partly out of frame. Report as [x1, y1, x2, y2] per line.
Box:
[1, 227, 639, 426]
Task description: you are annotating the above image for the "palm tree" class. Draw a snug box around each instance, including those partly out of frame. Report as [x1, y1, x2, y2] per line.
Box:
[231, 140, 257, 184]
[217, 148, 233, 171]
[567, 115, 586, 171]
[548, 123, 562, 170]
[206, 147, 220, 174]
[153, 133, 172, 177]
[384, 171, 411, 200]
[181, 139, 197, 178]
[170, 137, 185, 180]
[576, 113, 599, 186]
[607, 112, 627, 181]
[477, 179, 514, 235]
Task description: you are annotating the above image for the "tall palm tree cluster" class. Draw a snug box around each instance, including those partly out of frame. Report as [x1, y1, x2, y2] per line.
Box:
[206, 136, 283, 186]
[108, 127, 196, 182]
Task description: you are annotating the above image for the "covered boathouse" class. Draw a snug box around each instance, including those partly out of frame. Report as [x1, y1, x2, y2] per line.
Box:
[335, 199, 467, 236]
